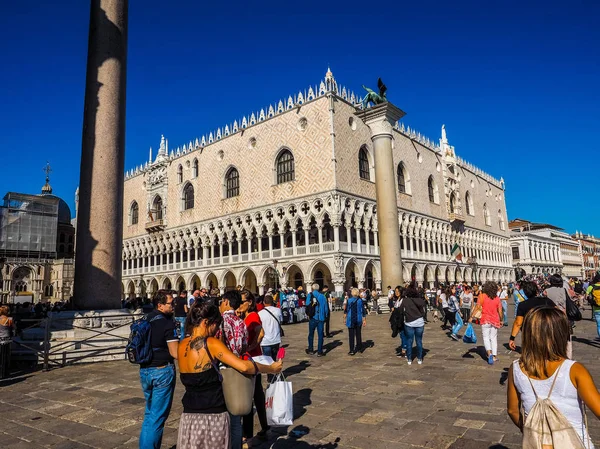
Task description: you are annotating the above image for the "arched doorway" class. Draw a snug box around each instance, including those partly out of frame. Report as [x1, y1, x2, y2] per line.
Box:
[263, 267, 279, 291]
[455, 267, 462, 283]
[175, 276, 186, 293]
[286, 264, 304, 289]
[435, 266, 442, 286]
[364, 260, 377, 291]
[311, 261, 333, 291]
[127, 281, 135, 299]
[139, 280, 147, 298]
[189, 274, 201, 292]
[149, 278, 159, 298]
[206, 273, 218, 291]
[223, 271, 237, 292]
[161, 277, 172, 290]
[424, 265, 433, 289]
[344, 259, 359, 292]
[242, 269, 258, 293]
[410, 264, 418, 282]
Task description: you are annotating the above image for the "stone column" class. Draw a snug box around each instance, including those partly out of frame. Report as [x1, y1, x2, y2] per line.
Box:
[345, 223, 352, 252]
[333, 224, 340, 252]
[292, 231, 297, 255]
[355, 103, 405, 287]
[74, 0, 128, 310]
[317, 225, 324, 253]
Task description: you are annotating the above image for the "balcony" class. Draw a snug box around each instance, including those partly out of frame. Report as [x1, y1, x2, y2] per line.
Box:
[145, 219, 166, 232]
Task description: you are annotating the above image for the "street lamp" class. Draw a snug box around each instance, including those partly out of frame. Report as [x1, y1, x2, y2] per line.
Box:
[270, 260, 280, 290]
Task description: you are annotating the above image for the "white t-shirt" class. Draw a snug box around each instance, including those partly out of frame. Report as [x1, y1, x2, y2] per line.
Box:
[499, 290, 508, 300]
[258, 306, 283, 346]
[440, 293, 448, 308]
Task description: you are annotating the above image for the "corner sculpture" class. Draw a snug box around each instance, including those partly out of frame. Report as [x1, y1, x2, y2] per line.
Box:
[361, 78, 388, 109]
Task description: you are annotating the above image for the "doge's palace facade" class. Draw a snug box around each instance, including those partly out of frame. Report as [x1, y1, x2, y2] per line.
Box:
[120, 70, 513, 298]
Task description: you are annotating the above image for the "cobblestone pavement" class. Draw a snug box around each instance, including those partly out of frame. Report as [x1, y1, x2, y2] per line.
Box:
[1, 308, 599, 449]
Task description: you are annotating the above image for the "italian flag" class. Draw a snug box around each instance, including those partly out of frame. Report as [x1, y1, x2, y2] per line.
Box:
[450, 243, 463, 262]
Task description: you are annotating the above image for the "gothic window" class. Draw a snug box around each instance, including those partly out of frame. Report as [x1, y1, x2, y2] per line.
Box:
[130, 201, 139, 225]
[226, 167, 239, 198]
[192, 158, 199, 178]
[359, 146, 370, 180]
[183, 183, 194, 210]
[177, 164, 183, 184]
[484, 203, 491, 226]
[397, 162, 408, 193]
[152, 196, 163, 220]
[428, 176, 439, 204]
[450, 193, 456, 213]
[465, 191, 474, 216]
[276, 149, 295, 184]
[498, 210, 505, 230]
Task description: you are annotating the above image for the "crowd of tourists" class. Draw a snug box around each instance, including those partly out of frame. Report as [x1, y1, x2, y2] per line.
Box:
[2, 270, 600, 447]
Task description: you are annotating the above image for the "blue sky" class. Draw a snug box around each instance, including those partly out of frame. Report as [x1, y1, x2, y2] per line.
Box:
[1, 1, 598, 235]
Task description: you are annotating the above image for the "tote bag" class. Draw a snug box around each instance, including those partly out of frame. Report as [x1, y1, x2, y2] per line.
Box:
[265, 373, 294, 426]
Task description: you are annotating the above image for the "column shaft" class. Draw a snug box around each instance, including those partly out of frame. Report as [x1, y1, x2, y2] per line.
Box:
[74, 0, 128, 310]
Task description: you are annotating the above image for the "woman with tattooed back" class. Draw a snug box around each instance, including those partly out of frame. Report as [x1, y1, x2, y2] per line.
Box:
[177, 302, 282, 449]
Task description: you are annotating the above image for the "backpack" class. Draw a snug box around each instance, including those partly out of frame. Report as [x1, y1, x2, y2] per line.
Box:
[521, 362, 588, 449]
[126, 314, 165, 364]
[587, 284, 600, 308]
[305, 293, 319, 318]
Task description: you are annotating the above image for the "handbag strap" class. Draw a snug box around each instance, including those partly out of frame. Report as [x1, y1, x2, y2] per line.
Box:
[202, 338, 223, 381]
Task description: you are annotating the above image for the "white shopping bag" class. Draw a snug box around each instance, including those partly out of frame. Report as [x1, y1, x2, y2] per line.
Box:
[265, 373, 294, 426]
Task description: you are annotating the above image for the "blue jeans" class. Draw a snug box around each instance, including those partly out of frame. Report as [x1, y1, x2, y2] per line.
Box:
[261, 343, 280, 382]
[230, 413, 242, 449]
[403, 325, 424, 361]
[502, 300, 508, 325]
[594, 310, 600, 339]
[400, 329, 408, 353]
[452, 312, 464, 336]
[174, 317, 186, 340]
[308, 319, 324, 353]
[139, 364, 176, 449]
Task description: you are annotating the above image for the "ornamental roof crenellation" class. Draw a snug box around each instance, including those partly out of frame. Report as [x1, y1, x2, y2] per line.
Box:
[124, 70, 361, 180]
[123, 70, 503, 191]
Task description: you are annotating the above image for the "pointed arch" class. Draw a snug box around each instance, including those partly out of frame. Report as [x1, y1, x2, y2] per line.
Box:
[465, 191, 474, 216]
[275, 148, 295, 184]
[177, 164, 183, 184]
[428, 175, 439, 204]
[192, 158, 199, 178]
[129, 201, 139, 225]
[151, 195, 163, 220]
[397, 162, 411, 194]
[484, 203, 491, 226]
[359, 145, 373, 181]
[225, 166, 240, 198]
[182, 182, 194, 210]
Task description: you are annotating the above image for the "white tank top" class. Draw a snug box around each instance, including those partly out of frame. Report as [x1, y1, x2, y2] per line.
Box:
[512, 359, 594, 448]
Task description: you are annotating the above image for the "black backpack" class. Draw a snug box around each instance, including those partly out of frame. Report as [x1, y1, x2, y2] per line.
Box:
[306, 293, 319, 318]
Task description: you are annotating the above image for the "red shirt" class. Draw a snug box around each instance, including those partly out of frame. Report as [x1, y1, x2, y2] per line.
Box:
[480, 294, 502, 328]
[244, 311, 263, 357]
[256, 303, 265, 312]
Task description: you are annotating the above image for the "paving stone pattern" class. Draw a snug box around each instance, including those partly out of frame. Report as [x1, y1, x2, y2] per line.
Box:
[1, 307, 599, 448]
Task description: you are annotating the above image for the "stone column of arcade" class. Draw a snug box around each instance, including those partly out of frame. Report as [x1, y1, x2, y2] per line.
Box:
[74, 0, 128, 310]
[355, 103, 405, 288]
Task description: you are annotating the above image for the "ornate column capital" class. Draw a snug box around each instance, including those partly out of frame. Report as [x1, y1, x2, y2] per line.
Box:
[354, 102, 406, 139]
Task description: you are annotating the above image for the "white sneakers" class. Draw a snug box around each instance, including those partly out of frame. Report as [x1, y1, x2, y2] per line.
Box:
[407, 359, 423, 365]
[418, 359, 423, 365]
[407, 360, 412, 365]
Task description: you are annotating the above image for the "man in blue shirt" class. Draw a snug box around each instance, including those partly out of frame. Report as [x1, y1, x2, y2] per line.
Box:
[306, 283, 329, 357]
